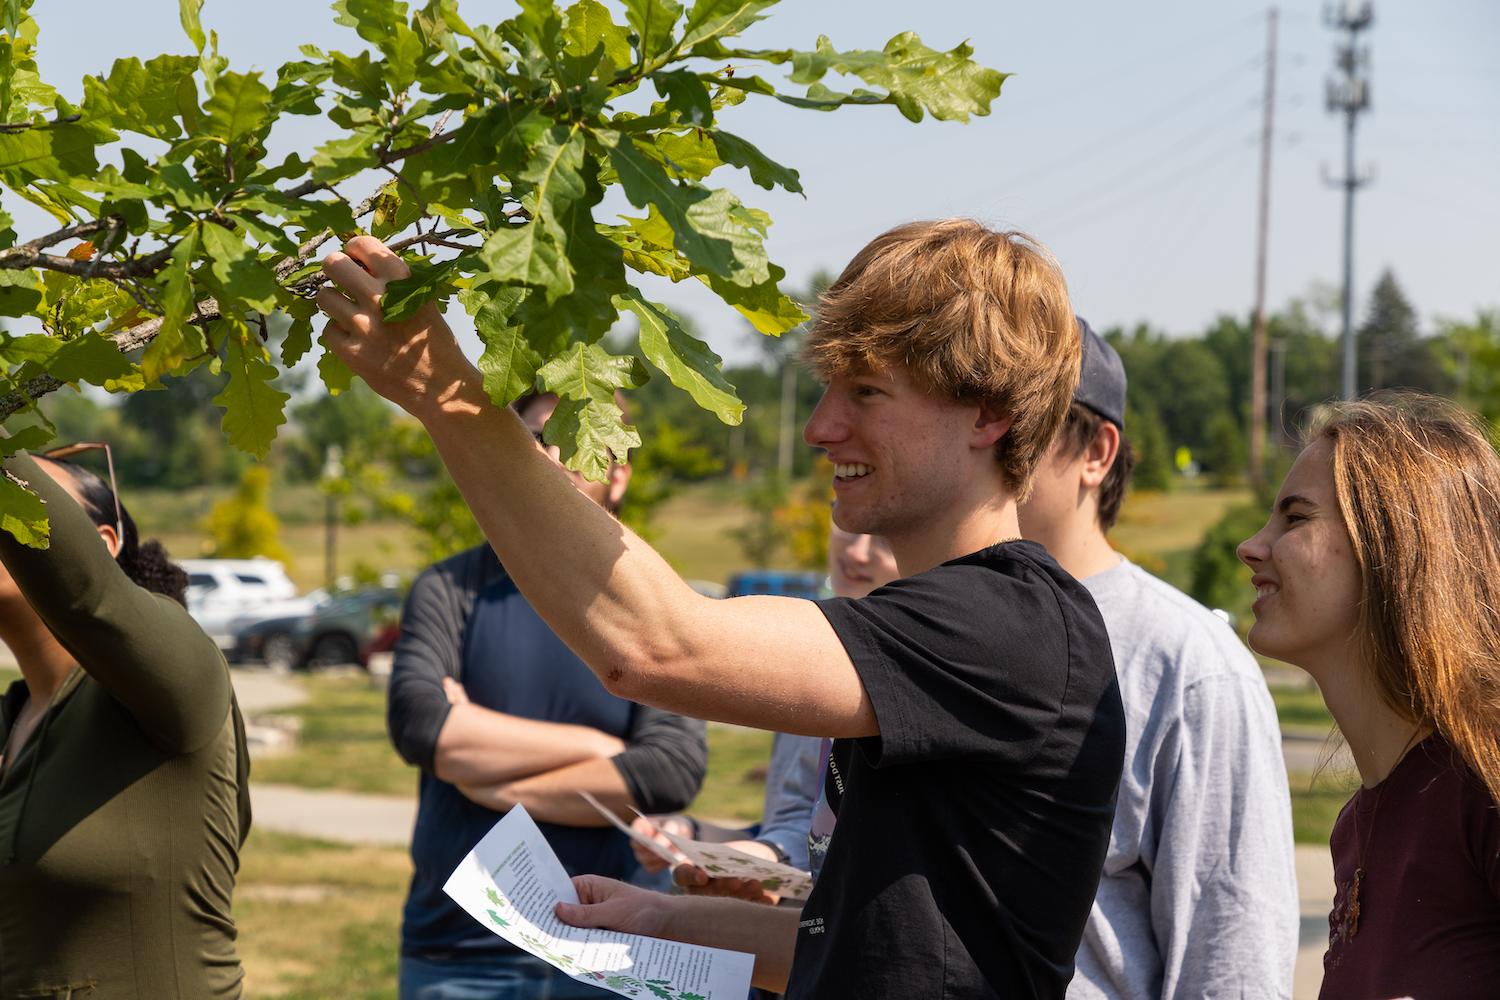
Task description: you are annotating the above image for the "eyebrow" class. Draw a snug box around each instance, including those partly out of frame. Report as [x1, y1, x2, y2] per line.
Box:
[1277, 493, 1317, 514]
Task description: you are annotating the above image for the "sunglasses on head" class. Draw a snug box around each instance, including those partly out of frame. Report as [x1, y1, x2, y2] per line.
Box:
[40, 441, 124, 545]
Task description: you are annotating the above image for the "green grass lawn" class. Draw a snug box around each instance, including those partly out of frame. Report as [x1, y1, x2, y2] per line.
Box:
[236, 828, 406, 999]
[1288, 771, 1359, 845]
[251, 672, 414, 796]
[1271, 684, 1336, 731]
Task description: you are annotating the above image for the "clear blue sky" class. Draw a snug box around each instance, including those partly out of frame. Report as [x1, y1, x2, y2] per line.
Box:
[24, 0, 1500, 368]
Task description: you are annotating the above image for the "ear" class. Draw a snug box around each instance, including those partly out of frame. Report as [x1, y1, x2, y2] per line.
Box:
[95, 521, 122, 559]
[1079, 421, 1121, 490]
[972, 400, 1014, 450]
[606, 461, 633, 509]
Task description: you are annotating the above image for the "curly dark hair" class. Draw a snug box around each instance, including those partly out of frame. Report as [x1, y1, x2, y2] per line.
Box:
[37, 457, 189, 606]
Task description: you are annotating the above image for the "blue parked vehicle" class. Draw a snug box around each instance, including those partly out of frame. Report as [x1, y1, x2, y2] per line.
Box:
[725, 570, 826, 600]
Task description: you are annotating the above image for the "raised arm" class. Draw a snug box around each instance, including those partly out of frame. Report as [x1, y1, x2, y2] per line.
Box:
[0, 452, 229, 753]
[320, 237, 875, 738]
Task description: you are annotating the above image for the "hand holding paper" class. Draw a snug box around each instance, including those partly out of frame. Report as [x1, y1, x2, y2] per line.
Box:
[443, 805, 753, 1000]
[577, 791, 814, 903]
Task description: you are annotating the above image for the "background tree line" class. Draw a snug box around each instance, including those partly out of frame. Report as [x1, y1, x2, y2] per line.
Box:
[24, 266, 1497, 578]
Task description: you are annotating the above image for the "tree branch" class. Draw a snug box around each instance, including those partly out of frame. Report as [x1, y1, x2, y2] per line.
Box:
[0, 219, 114, 265]
[0, 296, 224, 421]
[3, 245, 174, 279]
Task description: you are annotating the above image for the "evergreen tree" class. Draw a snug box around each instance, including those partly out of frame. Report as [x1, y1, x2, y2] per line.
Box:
[1356, 270, 1452, 394]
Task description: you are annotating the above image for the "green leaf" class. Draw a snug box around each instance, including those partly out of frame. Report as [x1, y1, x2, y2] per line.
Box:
[464, 283, 538, 407]
[0, 469, 49, 548]
[478, 125, 587, 301]
[618, 289, 742, 424]
[563, 0, 631, 72]
[214, 327, 290, 459]
[784, 34, 1006, 123]
[46, 333, 134, 386]
[200, 222, 280, 313]
[0, 269, 41, 317]
[179, 0, 206, 53]
[382, 256, 467, 323]
[282, 298, 317, 367]
[204, 71, 273, 143]
[622, 0, 682, 66]
[141, 227, 204, 383]
[310, 126, 383, 182]
[605, 133, 766, 286]
[336, 0, 423, 89]
[703, 267, 807, 334]
[656, 129, 721, 180]
[537, 342, 648, 479]
[81, 55, 199, 140]
[0, 425, 55, 459]
[317, 334, 355, 394]
[653, 70, 713, 126]
[710, 130, 802, 193]
[679, 0, 774, 50]
[0, 123, 97, 182]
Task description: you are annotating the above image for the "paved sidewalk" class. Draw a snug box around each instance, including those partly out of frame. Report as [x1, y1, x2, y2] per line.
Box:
[1294, 845, 1333, 999]
[231, 667, 307, 714]
[251, 783, 415, 847]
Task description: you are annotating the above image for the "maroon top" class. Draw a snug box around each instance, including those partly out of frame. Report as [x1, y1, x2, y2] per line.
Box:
[1321, 735, 1500, 999]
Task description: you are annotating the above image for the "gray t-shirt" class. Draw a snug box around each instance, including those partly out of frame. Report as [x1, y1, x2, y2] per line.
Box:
[1068, 558, 1298, 1000]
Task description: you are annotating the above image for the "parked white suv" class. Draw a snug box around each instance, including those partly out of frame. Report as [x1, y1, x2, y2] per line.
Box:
[181, 558, 299, 651]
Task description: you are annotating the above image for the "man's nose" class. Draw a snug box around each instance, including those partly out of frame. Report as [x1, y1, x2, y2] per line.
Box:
[804, 388, 846, 449]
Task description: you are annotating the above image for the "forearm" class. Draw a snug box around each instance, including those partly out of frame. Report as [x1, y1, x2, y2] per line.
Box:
[657, 895, 800, 993]
[434, 701, 624, 785]
[458, 756, 633, 825]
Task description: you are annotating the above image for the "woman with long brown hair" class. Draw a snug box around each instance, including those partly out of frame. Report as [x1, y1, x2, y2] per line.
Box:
[1237, 392, 1500, 998]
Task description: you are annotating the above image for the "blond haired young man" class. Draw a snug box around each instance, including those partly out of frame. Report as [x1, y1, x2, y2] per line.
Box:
[318, 219, 1126, 999]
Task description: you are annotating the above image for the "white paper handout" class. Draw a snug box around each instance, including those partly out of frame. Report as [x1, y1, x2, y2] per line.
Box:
[577, 790, 685, 868]
[443, 805, 754, 1000]
[576, 791, 814, 903]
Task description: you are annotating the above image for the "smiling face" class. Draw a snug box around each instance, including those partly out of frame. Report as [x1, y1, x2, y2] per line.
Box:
[1236, 438, 1364, 675]
[827, 526, 900, 598]
[803, 363, 992, 544]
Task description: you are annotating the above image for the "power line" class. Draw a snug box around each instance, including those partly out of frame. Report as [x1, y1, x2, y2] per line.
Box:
[1040, 133, 1253, 237]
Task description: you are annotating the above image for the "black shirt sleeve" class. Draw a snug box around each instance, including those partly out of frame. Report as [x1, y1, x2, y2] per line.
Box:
[611, 703, 708, 815]
[817, 544, 1078, 769]
[387, 560, 466, 771]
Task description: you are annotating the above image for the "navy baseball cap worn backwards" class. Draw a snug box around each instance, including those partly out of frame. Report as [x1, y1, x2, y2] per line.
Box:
[1073, 317, 1126, 430]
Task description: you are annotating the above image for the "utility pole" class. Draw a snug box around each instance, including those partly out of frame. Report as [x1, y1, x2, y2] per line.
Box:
[1324, 1, 1374, 400]
[1249, 7, 1278, 488]
[776, 361, 797, 480]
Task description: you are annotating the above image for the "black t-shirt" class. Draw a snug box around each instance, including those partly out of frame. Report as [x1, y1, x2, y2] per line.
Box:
[786, 540, 1124, 1000]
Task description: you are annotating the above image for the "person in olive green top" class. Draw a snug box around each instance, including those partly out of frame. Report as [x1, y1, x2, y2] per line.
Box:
[0, 450, 251, 999]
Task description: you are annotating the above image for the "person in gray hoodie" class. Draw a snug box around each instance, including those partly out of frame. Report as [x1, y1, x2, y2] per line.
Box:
[1019, 320, 1299, 1000]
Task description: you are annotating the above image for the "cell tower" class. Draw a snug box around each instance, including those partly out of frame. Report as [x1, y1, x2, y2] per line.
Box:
[1324, 1, 1374, 400]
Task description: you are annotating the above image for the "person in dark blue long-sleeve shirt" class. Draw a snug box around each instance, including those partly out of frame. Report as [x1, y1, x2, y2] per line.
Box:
[387, 391, 708, 1000]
